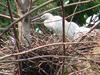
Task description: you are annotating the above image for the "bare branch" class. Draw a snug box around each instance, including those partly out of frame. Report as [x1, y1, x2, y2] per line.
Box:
[0, 14, 17, 20]
[0, 41, 99, 60]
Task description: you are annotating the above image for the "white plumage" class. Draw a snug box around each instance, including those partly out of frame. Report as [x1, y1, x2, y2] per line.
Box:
[41, 13, 97, 41]
[74, 27, 91, 40]
[85, 14, 99, 27]
[41, 13, 79, 40]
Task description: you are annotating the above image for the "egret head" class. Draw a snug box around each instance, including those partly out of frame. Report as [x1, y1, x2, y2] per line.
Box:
[86, 14, 99, 27]
[41, 13, 53, 20]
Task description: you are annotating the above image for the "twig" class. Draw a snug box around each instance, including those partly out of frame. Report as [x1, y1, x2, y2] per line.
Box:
[69, 66, 91, 75]
[0, 54, 100, 63]
[56, 64, 63, 75]
[70, 0, 80, 22]
[0, 71, 9, 75]
[60, 0, 66, 75]
[0, 41, 98, 60]
[0, 14, 17, 20]
[39, 67, 48, 75]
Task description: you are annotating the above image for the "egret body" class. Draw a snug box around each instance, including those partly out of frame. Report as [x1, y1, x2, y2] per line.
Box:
[41, 13, 98, 41]
[41, 13, 80, 40]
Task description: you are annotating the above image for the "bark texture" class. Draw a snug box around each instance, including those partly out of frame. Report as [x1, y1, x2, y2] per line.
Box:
[15, 0, 31, 46]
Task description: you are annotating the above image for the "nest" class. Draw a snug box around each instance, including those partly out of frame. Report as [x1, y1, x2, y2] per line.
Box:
[0, 32, 100, 75]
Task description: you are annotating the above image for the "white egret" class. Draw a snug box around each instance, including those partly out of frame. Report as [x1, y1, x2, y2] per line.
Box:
[41, 13, 79, 40]
[41, 13, 98, 41]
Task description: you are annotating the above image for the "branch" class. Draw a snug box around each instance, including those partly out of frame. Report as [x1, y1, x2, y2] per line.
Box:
[0, 14, 17, 20]
[0, 54, 100, 63]
[0, 41, 99, 60]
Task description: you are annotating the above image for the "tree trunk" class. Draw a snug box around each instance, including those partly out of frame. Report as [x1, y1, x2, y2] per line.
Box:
[15, 0, 31, 46]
